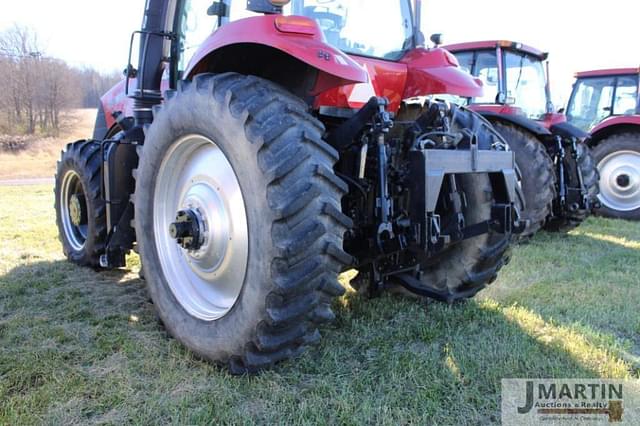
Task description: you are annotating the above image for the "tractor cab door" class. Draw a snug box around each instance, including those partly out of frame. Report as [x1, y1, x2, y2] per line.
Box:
[451, 49, 501, 105]
[175, 0, 228, 76]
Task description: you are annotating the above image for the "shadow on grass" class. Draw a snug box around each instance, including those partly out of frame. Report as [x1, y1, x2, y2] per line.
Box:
[482, 230, 640, 377]
[1, 255, 629, 424]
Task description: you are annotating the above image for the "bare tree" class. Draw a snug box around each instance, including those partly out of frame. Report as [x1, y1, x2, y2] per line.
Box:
[0, 24, 118, 138]
[76, 68, 121, 109]
[0, 25, 42, 133]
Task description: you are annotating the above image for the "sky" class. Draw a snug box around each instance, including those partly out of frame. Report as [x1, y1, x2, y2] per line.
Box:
[1, 0, 638, 106]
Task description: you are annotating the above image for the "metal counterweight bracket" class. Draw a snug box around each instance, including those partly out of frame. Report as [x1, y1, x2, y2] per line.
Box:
[409, 146, 524, 250]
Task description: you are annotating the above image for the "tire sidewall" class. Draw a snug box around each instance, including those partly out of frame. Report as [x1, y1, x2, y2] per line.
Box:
[136, 84, 276, 361]
[492, 121, 556, 235]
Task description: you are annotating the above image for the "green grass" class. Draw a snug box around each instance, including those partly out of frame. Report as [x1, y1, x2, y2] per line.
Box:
[1, 185, 639, 425]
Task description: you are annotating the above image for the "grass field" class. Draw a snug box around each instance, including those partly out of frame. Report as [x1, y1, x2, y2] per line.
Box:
[1, 185, 639, 424]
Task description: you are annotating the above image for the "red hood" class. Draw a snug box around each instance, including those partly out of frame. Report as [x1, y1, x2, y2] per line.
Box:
[400, 48, 484, 98]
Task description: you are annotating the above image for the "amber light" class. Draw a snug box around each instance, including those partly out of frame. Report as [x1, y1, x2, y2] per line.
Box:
[274, 16, 318, 36]
[270, 0, 291, 6]
[498, 40, 523, 49]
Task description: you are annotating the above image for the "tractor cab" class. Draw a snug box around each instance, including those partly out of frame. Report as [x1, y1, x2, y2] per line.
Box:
[444, 41, 552, 123]
[566, 68, 640, 132]
[179, 0, 416, 71]
[102, 0, 484, 130]
[565, 68, 640, 220]
[443, 40, 601, 235]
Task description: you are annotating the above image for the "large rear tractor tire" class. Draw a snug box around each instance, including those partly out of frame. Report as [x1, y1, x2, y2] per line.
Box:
[54, 140, 107, 267]
[492, 122, 556, 239]
[135, 73, 350, 373]
[591, 132, 640, 220]
[384, 106, 512, 302]
[407, 174, 511, 302]
[544, 141, 600, 232]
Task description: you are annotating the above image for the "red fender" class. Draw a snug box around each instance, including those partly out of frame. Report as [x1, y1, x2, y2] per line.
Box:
[539, 112, 567, 130]
[100, 15, 367, 131]
[314, 56, 407, 113]
[591, 115, 640, 136]
[184, 15, 367, 95]
[400, 48, 484, 99]
[468, 104, 526, 117]
[313, 48, 484, 114]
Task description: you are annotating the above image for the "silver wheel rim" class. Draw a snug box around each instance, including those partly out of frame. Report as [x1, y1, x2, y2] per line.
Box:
[597, 150, 640, 212]
[153, 134, 249, 321]
[60, 170, 88, 251]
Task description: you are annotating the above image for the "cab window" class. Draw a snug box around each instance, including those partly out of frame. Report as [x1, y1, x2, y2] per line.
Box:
[613, 75, 639, 115]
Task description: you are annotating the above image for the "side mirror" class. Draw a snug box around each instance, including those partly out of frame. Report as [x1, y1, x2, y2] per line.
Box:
[207, 2, 229, 17]
[430, 33, 443, 47]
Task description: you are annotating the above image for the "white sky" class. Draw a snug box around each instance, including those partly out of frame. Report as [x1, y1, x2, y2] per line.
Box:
[426, 0, 639, 105]
[1, 0, 638, 106]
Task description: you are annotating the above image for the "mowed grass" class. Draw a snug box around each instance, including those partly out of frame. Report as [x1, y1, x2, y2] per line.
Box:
[1, 185, 639, 425]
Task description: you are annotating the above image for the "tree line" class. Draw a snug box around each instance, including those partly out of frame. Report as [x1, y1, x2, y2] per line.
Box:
[0, 25, 120, 136]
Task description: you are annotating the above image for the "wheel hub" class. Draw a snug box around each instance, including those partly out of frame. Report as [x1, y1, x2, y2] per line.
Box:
[169, 209, 203, 251]
[69, 194, 85, 226]
[616, 174, 631, 188]
[597, 150, 640, 212]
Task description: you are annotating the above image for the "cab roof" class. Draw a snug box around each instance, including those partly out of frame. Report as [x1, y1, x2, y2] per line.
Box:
[575, 68, 640, 78]
[443, 40, 548, 60]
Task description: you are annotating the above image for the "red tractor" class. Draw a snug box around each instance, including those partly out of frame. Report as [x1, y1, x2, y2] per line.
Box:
[444, 40, 600, 237]
[566, 67, 640, 220]
[55, 0, 523, 373]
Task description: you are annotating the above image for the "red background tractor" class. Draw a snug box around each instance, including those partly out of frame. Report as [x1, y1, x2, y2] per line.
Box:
[444, 40, 599, 236]
[566, 67, 640, 219]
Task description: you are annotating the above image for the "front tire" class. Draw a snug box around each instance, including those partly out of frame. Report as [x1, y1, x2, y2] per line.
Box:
[135, 73, 350, 373]
[592, 132, 640, 220]
[54, 140, 107, 267]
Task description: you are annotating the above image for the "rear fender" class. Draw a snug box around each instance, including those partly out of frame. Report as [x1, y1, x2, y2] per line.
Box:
[477, 111, 552, 137]
[549, 121, 589, 140]
[590, 116, 640, 143]
[539, 112, 567, 130]
[400, 48, 484, 98]
[587, 117, 640, 147]
[184, 15, 367, 97]
[470, 104, 525, 117]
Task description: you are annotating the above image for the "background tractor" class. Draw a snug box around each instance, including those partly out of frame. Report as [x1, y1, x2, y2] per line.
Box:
[54, 0, 522, 373]
[566, 67, 640, 220]
[445, 40, 599, 237]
